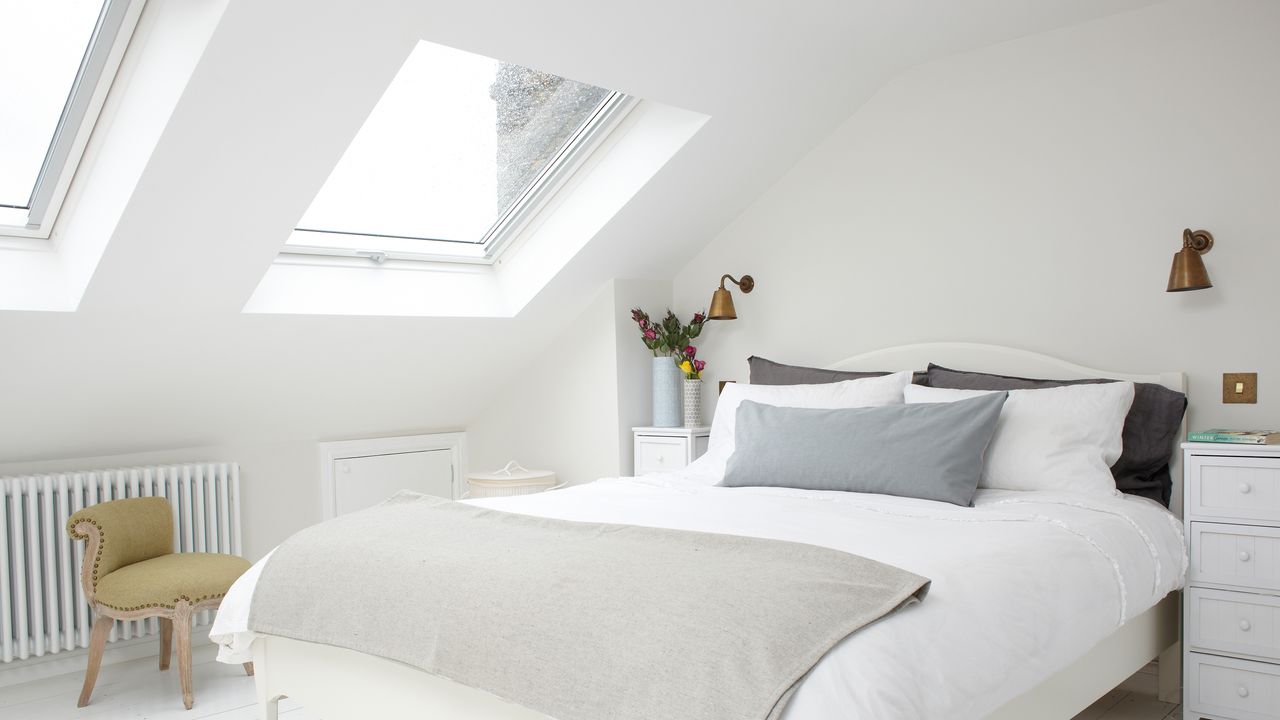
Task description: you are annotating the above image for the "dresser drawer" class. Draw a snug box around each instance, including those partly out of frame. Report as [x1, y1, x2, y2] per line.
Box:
[1190, 523, 1280, 592]
[1187, 652, 1280, 720]
[1190, 455, 1280, 523]
[1188, 588, 1280, 662]
[634, 437, 688, 475]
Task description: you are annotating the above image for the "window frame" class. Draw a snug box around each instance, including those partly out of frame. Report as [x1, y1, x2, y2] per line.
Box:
[0, 0, 146, 241]
[284, 90, 638, 266]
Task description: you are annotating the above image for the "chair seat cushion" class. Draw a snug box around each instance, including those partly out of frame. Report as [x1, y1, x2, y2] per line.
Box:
[95, 553, 251, 612]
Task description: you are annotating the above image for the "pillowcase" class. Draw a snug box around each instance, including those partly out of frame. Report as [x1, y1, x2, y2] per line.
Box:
[720, 394, 1008, 506]
[701, 371, 914, 476]
[748, 356, 929, 386]
[925, 364, 1187, 505]
[904, 382, 1135, 495]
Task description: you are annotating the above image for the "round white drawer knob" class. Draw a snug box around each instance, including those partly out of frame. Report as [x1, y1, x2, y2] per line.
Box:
[1239, 551, 1252, 562]
[1237, 685, 1249, 698]
[1239, 482, 1252, 494]
[657, 455, 665, 464]
[1240, 619, 1252, 631]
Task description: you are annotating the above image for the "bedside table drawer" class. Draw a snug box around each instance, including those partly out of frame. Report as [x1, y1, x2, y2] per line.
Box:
[635, 437, 688, 475]
[1188, 588, 1280, 662]
[1190, 456, 1280, 523]
[1191, 523, 1280, 592]
[1187, 652, 1280, 720]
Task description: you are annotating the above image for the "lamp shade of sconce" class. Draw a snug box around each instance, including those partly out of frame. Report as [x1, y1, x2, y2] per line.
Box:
[708, 274, 755, 320]
[1167, 228, 1214, 292]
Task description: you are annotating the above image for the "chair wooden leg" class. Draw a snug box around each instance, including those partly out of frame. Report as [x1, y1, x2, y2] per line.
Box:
[243, 661, 254, 676]
[78, 615, 113, 707]
[159, 617, 173, 671]
[175, 602, 194, 710]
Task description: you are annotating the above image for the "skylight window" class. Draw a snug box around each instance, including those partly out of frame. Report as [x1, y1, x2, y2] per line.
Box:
[288, 41, 632, 263]
[0, 0, 142, 234]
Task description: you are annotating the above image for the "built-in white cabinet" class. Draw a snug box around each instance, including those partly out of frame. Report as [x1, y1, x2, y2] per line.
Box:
[1183, 443, 1280, 720]
[319, 433, 465, 518]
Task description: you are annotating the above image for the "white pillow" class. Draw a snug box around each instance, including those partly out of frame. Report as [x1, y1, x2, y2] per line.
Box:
[903, 382, 1134, 495]
[695, 372, 913, 477]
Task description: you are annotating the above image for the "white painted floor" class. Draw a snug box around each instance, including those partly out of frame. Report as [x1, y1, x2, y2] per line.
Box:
[1, 648, 1180, 720]
[0, 645, 315, 720]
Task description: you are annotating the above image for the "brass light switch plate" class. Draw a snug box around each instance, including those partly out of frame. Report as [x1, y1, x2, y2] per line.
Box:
[1223, 373, 1258, 404]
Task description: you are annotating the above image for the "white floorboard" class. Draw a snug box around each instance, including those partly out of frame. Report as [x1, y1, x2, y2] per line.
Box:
[2, 648, 1178, 720]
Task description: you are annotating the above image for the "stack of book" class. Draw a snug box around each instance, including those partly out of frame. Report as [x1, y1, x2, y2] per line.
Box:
[1188, 429, 1280, 445]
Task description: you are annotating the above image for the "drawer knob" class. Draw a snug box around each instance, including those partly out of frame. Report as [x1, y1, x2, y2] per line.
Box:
[1239, 482, 1252, 494]
[1239, 550, 1252, 562]
[1237, 685, 1249, 698]
[1239, 619, 1252, 632]
[656, 455, 665, 464]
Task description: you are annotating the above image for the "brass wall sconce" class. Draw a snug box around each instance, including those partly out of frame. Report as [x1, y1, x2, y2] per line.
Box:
[1167, 228, 1214, 292]
[708, 274, 754, 320]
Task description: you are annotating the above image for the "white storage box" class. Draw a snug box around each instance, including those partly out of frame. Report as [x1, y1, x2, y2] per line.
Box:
[466, 461, 559, 498]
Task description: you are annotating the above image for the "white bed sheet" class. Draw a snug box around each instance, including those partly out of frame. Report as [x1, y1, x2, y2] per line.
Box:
[211, 465, 1184, 720]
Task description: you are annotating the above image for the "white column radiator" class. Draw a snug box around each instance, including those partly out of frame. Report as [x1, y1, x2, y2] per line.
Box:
[0, 462, 241, 664]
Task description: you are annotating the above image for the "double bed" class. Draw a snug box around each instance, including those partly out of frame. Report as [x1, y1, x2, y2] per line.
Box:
[211, 343, 1189, 719]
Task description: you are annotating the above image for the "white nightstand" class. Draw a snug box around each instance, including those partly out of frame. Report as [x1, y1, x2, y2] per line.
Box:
[1181, 442, 1280, 720]
[632, 426, 710, 476]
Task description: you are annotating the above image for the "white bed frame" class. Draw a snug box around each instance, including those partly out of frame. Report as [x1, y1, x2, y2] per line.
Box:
[252, 343, 1185, 720]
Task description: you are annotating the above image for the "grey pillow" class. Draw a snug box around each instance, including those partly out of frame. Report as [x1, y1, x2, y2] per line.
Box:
[926, 364, 1187, 506]
[748, 356, 929, 386]
[721, 394, 1008, 506]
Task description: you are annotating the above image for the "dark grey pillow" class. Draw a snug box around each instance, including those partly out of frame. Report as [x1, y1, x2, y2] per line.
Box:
[721, 394, 1007, 506]
[748, 356, 929, 386]
[926, 364, 1187, 506]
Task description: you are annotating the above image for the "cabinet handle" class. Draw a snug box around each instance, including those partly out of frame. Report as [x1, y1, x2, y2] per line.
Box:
[1239, 619, 1252, 632]
[1237, 685, 1249, 698]
[656, 455, 665, 464]
[1239, 550, 1252, 562]
[1239, 482, 1252, 494]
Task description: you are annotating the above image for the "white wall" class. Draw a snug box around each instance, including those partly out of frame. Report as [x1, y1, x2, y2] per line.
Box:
[467, 278, 672, 485]
[675, 0, 1280, 435]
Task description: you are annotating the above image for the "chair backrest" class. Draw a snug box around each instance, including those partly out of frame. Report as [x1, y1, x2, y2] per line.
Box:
[67, 497, 174, 604]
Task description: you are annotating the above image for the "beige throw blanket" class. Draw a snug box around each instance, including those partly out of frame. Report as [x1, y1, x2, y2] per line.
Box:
[248, 492, 929, 720]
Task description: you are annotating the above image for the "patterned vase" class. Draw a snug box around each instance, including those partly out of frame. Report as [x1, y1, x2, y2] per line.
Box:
[682, 378, 702, 428]
[652, 357, 681, 427]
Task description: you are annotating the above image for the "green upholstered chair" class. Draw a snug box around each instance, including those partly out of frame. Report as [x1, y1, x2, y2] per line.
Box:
[67, 496, 252, 710]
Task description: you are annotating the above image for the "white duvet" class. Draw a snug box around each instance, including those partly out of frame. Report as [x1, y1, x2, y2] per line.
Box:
[211, 464, 1185, 720]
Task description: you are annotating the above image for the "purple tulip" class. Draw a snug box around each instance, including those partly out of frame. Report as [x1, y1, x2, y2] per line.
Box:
[643, 329, 657, 340]
[684, 345, 697, 358]
[692, 312, 705, 324]
[694, 359, 706, 372]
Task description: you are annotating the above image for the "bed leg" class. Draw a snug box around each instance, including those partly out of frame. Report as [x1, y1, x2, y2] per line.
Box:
[1157, 640, 1181, 704]
[253, 644, 281, 720]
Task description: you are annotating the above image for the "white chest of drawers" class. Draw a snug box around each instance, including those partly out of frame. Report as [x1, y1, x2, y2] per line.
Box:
[632, 426, 710, 476]
[1183, 443, 1280, 720]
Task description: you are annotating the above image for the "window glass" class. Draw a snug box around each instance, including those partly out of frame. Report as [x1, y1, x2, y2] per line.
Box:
[0, 0, 107, 210]
[293, 41, 615, 251]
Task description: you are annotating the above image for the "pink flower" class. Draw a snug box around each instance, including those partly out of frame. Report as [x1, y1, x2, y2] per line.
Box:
[643, 329, 657, 340]
[694, 359, 706, 372]
[684, 345, 697, 358]
[692, 312, 705, 324]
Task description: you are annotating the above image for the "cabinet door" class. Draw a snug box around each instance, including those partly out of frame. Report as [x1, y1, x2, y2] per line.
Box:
[334, 449, 454, 516]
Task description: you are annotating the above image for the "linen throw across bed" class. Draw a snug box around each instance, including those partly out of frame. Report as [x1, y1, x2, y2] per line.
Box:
[248, 492, 930, 720]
